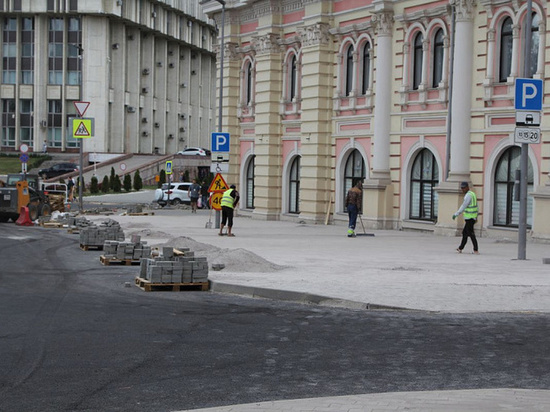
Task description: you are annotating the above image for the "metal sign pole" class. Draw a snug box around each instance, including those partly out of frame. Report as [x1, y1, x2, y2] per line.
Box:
[518, 0, 533, 260]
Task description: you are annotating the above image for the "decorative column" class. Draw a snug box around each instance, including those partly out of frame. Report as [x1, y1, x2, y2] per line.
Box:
[435, 0, 476, 236]
[362, 2, 395, 229]
[251, 33, 283, 220]
[531, 15, 550, 240]
[298, 22, 334, 222]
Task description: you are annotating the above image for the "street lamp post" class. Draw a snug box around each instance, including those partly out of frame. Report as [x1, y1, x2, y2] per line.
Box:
[202, 0, 226, 228]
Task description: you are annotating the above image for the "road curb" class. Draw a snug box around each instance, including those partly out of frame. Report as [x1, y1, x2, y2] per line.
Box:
[208, 280, 413, 311]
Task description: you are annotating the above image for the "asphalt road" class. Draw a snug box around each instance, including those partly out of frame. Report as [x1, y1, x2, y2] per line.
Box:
[1, 224, 549, 412]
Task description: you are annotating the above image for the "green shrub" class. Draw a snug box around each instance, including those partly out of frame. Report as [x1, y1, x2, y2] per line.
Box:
[123, 174, 132, 192]
[109, 167, 116, 190]
[113, 175, 122, 192]
[158, 169, 166, 188]
[101, 175, 110, 193]
[90, 176, 99, 194]
[133, 170, 143, 191]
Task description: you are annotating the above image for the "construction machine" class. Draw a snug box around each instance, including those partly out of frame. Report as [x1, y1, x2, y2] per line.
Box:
[0, 174, 52, 223]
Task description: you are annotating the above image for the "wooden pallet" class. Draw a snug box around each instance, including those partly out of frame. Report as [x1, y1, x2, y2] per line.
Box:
[41, 221, 64, 228]
[100, 255, 141, 266]
[80, 244, 103, 251]
[134, 277, 209, 292]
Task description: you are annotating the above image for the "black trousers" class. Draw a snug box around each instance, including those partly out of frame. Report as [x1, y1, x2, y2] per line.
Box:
[459, 218, 478, 252]
[221, 206, 234, 227]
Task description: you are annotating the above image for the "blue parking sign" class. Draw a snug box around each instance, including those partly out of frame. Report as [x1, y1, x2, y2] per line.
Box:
[515, 78, 543, 111]
[211, 132, 230, 152]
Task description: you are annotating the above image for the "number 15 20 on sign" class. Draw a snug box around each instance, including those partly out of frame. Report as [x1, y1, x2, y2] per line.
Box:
[514, 127, 541, 144]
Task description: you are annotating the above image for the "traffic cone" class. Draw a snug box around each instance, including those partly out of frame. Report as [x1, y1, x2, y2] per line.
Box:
[15, 206, 33, 226]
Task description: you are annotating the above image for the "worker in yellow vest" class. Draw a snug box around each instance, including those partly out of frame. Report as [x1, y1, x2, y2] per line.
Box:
[452, 181, 479, 254]
[219, 184, 240, 237]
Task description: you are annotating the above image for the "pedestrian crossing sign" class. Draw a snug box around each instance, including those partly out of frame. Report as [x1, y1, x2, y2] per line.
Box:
[72, 118, 94, 138]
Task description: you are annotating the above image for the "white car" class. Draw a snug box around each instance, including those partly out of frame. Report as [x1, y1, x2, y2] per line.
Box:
[176, 147, 210, 156]
[154, 182, 192, 206]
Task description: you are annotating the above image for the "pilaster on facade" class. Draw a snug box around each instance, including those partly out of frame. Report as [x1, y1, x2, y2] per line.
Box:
[298, 21, 334, 222]
[251, 31, 284, 220]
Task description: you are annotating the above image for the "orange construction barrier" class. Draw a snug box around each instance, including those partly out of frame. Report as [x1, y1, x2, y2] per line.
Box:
[15, 206, 33, 226]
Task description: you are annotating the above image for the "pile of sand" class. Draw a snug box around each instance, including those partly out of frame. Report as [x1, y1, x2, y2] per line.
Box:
[157, 236, 288, 273]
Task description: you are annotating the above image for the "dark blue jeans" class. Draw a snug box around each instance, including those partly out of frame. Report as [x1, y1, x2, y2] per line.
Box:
[347, 204, 358, 230]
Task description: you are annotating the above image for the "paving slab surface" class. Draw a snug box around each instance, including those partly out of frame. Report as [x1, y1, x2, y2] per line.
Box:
[83, 206, 550, 411]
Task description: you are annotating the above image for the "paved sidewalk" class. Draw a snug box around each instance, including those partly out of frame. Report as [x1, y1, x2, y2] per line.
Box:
[83, 206, 550, 411]
[93, 208, 550, 313]
[175, 389, 550, 411]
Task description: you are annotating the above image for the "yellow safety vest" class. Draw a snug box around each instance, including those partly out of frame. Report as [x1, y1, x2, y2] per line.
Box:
[463, 190, 478, 219]
[221, 188, 235, 208]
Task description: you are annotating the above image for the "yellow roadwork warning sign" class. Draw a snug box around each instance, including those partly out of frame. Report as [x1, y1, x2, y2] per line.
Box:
[208, 173, 228, 193]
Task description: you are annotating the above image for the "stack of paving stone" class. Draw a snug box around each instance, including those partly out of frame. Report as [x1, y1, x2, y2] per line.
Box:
[67, 216, 93, 232]
[139, 247, 208, 284]
[79, 219, 125, 248]
[103, 235, 151, 261]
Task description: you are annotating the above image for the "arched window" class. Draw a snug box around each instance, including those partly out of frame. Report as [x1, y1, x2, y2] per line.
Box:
[245, 62, 252, 105]
[409, 149, 439, 221]
[345, 45, 354, 96]
[289, 156, 300, 214]
[290, 54, 297, 101]
[528, 13, 540, 77]
[494, 146, 533, 227]
[432, 29, 444, 88]
[412, 32, 423, 90]
[245, 156, 255, 209]
[499, 17, 513, 83]
[361, 42, 370, 95]
[343, 150, 365, 207]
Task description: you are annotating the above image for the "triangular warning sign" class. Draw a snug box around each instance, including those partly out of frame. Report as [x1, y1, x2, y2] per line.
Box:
[74, 101, 90, 117]
[208, 173, 229, 192]
[74, 121, 91, 137]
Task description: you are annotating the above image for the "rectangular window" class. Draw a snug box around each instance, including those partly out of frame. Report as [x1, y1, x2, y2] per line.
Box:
[69, 0, 78, 12]
[47, 100, 63, 147]
[3, 18, 17, 84]
[66, 17, 81, 86]
[1, 99, 16, 147]
[20, 99, 33, 146]
[21, 17, 34, 84]
[48, 18, 64, 85]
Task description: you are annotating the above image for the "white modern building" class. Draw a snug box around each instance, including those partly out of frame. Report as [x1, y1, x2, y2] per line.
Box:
[0, 0, 217, 156]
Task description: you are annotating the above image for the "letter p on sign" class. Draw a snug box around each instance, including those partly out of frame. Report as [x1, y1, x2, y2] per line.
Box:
[211, 132, 230, 152]
[515, 78, 543, 111]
